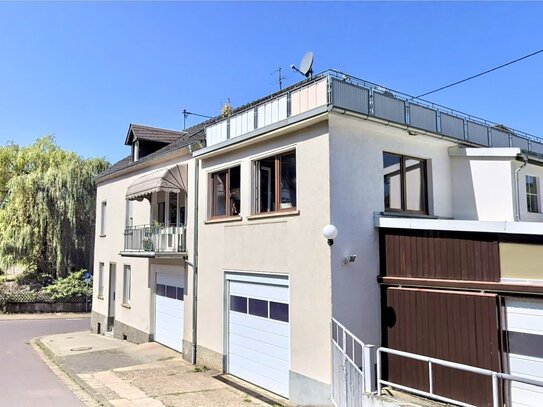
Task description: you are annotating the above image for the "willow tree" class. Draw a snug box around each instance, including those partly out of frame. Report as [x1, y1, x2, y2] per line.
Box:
[0, 136, 109, 278]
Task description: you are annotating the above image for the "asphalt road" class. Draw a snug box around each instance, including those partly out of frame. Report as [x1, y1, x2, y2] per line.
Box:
[0, 318, 89, 406]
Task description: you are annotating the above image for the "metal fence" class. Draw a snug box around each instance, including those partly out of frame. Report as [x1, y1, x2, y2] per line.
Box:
[124, 224, 186, 253]
[377, 347, 543, 407]
[331, 318, 375, 407]
[0, 291, 91, 313]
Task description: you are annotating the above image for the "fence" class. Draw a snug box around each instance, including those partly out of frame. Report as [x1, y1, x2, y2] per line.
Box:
[331, 318, 375, 407]
[377, 347, 543, 407]
[0, 291, 91, 313]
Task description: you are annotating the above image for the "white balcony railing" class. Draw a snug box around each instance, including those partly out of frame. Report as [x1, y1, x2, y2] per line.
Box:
[123, 224, 186, 254]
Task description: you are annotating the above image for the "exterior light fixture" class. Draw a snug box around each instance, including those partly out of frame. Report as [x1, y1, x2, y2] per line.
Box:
[322, 224, 338, 246]
[342, 255, 357, 266]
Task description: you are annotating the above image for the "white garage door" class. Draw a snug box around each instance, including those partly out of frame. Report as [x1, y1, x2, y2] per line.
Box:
[155, 272, 184, 352]
[506, 298, 543, 406]
[227, 274, 289, 398]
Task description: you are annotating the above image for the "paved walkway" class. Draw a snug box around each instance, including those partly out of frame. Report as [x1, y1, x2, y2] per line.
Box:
[35, 330, 288, 407]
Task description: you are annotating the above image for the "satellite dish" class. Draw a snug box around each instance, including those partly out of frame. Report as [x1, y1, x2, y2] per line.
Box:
[290, 51, 314, 78]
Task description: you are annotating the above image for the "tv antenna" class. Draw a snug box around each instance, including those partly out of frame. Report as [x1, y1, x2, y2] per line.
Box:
[271, 67, 285, 90]
[182, 109, 212, 130]
[290, 51, 314, 78]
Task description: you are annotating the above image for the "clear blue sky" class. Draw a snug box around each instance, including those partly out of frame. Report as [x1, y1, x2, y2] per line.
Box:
[1, 2, 542, 164]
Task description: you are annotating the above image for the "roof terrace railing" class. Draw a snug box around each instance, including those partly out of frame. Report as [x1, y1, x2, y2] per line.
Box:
[204, 69, 543, 157]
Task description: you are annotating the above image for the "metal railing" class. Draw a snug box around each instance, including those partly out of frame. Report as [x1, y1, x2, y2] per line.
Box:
[124, 224, 186, 253]
[331, 318, 375, 407]
[205, 69, 543, 156]
[377, 347, 543, 407]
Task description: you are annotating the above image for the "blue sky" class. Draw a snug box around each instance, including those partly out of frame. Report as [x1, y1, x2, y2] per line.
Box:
[0, 2, 542, 164]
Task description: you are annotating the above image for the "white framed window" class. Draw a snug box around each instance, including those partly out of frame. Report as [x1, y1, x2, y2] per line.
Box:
[100, 201, 107, 236]
[526, 175, 540, 213]
[98, 262, 104, 298]
[123, 265, 131, 305]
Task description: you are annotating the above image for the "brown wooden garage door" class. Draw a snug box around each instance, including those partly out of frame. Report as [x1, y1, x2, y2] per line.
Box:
[383, 287, 502, 406]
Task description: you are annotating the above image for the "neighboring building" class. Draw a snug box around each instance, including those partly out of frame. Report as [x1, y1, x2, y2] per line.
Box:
[92, 71, 543, 406]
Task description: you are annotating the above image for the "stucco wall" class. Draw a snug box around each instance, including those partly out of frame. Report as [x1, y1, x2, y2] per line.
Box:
[196, 121, 333, 386]
[92, 152, 193, 337]
[328, 113, 455, 345]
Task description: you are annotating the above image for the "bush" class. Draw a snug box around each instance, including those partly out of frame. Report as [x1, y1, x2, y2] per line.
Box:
[41, 270, 92, 300]
[15, 269, 54, 288]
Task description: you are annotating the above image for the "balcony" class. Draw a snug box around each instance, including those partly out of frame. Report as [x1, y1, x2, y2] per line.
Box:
[121, 224, 186, 258]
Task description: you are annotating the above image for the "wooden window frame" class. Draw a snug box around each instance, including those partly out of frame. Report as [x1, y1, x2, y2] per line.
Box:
[209, 166, 241, 219]
[383, 152, 428, 215]
[254, 151, 297, 215]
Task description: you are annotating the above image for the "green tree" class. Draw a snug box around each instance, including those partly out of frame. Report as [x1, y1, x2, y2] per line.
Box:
[0, 136, 109, 278]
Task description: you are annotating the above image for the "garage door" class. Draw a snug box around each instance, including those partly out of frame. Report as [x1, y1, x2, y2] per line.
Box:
[155, 272, 184, 352]
[227, 274, 289, 398]
[506, 298, 543, 406]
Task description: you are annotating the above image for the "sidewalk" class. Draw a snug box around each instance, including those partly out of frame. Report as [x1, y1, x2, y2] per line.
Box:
[0, 312, 91, 321]
[34, 330, 288, 407]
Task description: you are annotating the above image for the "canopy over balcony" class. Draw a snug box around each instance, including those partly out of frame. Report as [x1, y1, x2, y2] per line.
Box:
[126, 164, 188, 201]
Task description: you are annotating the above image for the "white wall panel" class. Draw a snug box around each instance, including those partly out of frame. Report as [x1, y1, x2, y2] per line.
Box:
[206, 120, 228, 146]
[257, 96, 287, 128]
[230, 109, 255, 139]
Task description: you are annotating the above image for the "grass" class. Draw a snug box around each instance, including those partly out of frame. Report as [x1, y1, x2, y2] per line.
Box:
[192, 365, 210, 373]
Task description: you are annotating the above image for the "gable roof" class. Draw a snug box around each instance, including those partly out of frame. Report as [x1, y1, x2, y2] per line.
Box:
[125, 124, 187, 145]
[98, 123, 206, 181]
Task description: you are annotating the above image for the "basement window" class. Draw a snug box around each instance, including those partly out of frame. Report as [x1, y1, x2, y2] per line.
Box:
[383, 152, 428, 214]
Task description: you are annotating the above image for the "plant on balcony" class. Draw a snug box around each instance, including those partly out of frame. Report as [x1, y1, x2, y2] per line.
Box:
[143, 238, 154, 251]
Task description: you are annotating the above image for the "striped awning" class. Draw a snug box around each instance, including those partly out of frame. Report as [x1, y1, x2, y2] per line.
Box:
[126, 164, 188, 200]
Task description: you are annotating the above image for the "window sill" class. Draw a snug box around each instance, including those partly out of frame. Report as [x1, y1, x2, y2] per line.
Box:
[204, 216, 243, 225]
[247, 210, 300, 221]
[121, 303, 131, 309]
[97, 295, 104, 300]
[381, 211, 437, 219]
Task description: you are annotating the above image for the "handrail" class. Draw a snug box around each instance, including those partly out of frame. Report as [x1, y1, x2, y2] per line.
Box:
[377, 346, 543, 407]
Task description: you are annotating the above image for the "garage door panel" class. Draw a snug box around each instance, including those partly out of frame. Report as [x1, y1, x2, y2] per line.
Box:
[155, 272, 184, 353]
[229, 342, 289, 370]
[230, 313, 289, 337]
[507, 313, 543, 335]
[227, 276, 289, 398]
[229, 353, 288, 386]
[230, 281, 288, 303]
[509, 354, 543, 379]
[510, 384, 543, 407]
[229, 334, 289, 360]
[229, 363, 288, 397]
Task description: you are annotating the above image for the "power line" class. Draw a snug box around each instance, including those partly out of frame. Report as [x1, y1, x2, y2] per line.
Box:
[412, 48, 543, 100]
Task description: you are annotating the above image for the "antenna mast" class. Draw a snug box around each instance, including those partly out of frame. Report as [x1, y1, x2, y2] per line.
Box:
[271, 67, 285, 91]
[182, 109, 212, 130]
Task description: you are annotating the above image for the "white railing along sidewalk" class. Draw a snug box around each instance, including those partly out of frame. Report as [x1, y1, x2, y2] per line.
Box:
[377, 347, 543, 407]
[331, 318, 375, 407]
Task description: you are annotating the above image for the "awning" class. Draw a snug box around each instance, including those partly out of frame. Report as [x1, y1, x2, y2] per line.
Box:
[126, 164, 188, 200]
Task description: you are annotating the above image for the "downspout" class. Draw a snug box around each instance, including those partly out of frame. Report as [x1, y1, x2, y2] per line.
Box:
[190, 157, 200, 365]
[514, 154, 528, 221]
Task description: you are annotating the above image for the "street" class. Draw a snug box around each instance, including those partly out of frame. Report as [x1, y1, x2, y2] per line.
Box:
[0, 317, 89, 406]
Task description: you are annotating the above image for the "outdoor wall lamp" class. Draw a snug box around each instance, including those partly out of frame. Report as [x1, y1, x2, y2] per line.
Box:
[342, 255, 357, 266]
[322, 224, 338, 246]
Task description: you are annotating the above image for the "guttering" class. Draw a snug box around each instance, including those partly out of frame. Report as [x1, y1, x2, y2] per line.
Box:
[514, 153, 529, 221]
[188, 157, 200, 365]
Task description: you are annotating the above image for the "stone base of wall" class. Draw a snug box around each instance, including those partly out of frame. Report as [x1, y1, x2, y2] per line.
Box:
[182, 340, 223, 371]
[113, 319, 151, 344]
[90, 311, 108, 334]
[290, 370, 331, 406]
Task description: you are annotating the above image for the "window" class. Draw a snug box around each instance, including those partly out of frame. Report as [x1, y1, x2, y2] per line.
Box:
[125, 200, 133, 228]
[383, 152, 427, 213]
[526, 175, 540, 213]
[249, 298, 268, 318]
[230, 295, 247, 313]
[98, 262, 104, 298]
[169, 192, 178, 226]
[123, 265, 131, 305]
[255, 151, 296, 213]
[100, 201, 107, 235]
[210, 166, 241, 217]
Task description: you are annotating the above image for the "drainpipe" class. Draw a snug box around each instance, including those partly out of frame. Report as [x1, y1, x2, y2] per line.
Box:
[514, 154, 528, 222]
[189, 157, 200, 365]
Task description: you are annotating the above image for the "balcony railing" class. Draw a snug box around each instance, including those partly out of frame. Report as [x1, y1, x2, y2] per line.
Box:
[123, 224, 186, 255]
[205, 69, 543, 158]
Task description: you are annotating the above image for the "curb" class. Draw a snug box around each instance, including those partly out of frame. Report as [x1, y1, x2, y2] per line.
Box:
[32, 337, 111, 407]
[0, 313, 91, 321]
